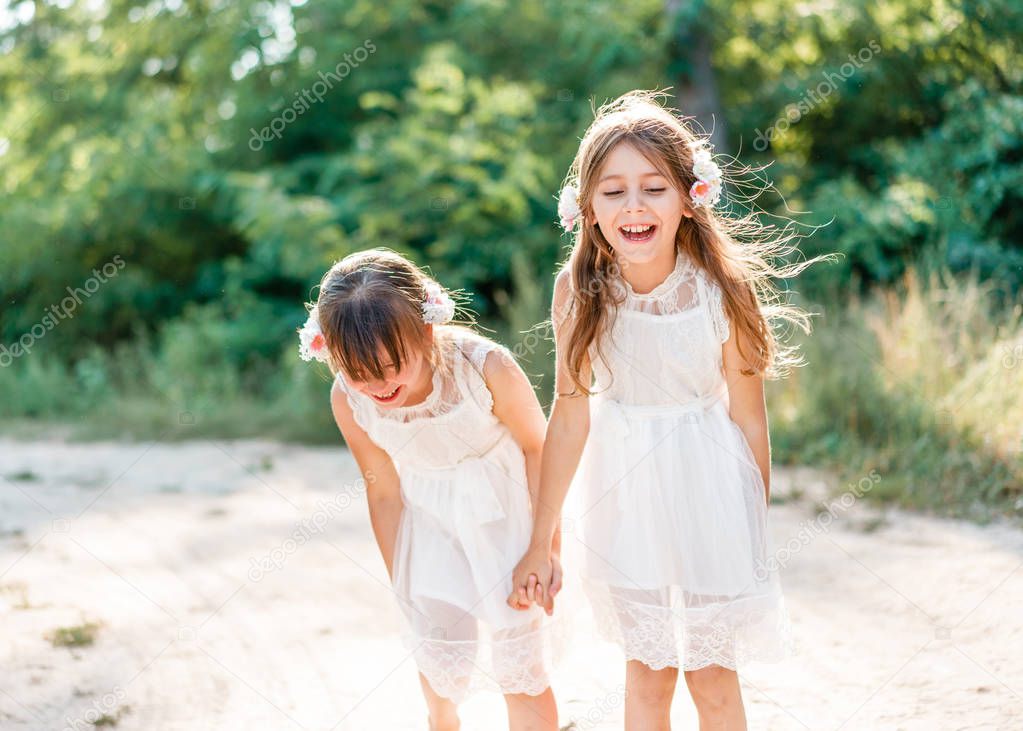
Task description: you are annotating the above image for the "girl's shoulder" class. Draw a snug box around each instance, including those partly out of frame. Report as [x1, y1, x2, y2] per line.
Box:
[330, 371, 377, 435]
[554, 265, 576, 298]
[552, 266, 576, 329]
[437, 326, 516, 415]
[443, 325, 513, 373]
[688, 263, 731, 344]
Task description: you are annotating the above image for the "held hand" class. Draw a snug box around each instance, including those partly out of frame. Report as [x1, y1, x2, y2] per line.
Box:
[507, 545, 553, 611]
[539, 551, 564, 616]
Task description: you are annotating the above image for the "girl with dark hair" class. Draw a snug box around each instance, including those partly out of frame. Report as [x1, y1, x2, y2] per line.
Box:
[300, 248, 561, 731]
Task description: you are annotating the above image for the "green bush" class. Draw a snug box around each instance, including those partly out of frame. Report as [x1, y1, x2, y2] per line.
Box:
[770, 268, 1023, 522]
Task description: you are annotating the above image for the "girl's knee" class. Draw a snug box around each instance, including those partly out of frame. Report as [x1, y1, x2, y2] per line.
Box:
[627, 661, 678, 706]
[504, 688, 558, 730]
[684, 665, 739, 708]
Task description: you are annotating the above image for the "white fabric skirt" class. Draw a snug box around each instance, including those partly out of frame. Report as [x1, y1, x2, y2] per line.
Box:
[391, 433, 562, 701]
[563, 394, 793, 671]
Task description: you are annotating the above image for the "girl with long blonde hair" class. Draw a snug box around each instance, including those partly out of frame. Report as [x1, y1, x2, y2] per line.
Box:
[509, 91, 825, 729]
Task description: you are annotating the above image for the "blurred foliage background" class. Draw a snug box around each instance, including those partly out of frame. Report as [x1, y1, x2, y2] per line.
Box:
[1, 0, 1021, 520]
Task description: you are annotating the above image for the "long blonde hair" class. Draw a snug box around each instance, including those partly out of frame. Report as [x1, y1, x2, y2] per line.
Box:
[561, 90, 831, 394]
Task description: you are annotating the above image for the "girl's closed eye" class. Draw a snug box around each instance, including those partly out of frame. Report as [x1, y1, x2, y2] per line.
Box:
[601, 187, 667, 197]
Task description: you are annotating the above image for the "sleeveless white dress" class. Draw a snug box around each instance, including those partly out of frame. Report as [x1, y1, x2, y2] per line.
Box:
[563, 250, 793, 671]
[335, 329, 559, 702]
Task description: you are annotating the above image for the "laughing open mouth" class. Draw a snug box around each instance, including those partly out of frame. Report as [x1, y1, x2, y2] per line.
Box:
[619, 224, 657, 243]
[370, 385, 401, 403]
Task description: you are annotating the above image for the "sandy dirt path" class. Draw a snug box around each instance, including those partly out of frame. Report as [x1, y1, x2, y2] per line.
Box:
[1, 438, 1021, 730]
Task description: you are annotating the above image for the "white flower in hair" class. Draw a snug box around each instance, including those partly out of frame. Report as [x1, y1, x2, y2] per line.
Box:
[558, 184, 582, 232]
[690, 146, 723, 209]
[298, 306, 330, 363]
[421, 281, 455, 325]
[692, 149, 721, 182]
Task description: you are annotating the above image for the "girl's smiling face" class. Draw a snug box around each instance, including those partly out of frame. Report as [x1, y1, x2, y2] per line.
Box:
[343, 340, 432, 410]
[589, 142, 689, 268]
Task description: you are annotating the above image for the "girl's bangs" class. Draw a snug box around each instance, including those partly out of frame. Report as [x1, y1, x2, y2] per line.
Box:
[334, 303, 421, 383]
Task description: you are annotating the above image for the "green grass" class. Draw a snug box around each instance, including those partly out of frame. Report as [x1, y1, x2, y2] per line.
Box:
[92, 711, 124, 727]
[48, 622, 101, 648]
[0, 254, 551, 445]
[2, 265, 1020, 525]
[0, 337, 340, 444]
[769, 268, 1023, 524]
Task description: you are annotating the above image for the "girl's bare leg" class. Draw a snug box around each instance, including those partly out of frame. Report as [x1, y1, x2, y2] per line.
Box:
[625, 660, 677, 730]
[418, 673, 460, 731]
[683, 665, 747, 730]
[504, 687, 558, 731]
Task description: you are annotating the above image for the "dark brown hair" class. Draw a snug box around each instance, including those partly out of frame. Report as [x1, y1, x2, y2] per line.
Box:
[313, 248, 463, 382]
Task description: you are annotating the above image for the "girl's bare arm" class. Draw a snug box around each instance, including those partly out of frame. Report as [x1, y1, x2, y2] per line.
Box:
[508, 269, 592, 607]
[330, 380, 403, 576]
[722, 329, 772, 504]
[483, 345, 557, 610]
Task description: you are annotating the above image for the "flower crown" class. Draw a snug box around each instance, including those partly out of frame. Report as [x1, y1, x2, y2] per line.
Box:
[297, 282, 455, 364]
[556, 143, 723, 231]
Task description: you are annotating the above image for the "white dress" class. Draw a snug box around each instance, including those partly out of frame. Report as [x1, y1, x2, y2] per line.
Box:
[336, 329, 558, 702]
[563, 250, 794, 671]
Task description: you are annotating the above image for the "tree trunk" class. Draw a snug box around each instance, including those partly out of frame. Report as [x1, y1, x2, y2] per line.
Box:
[666, 0, 728, 154]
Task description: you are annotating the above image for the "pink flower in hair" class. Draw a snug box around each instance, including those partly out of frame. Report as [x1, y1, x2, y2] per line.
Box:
[298, 307, 330, 363]
[689, 147, 723, 208]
